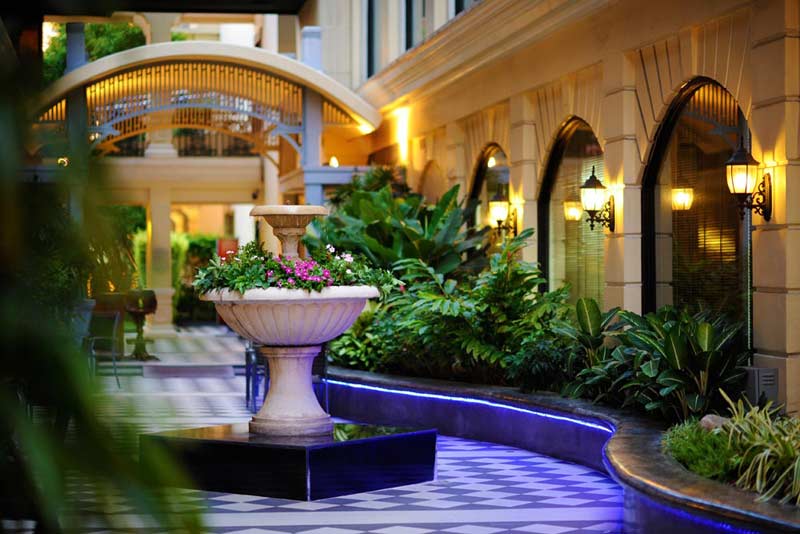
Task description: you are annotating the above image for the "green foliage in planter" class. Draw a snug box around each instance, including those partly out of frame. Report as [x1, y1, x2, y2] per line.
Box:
[612, 307, 748, 421]
[662, 419, 736, 480]
[175, 234, 219, 323]
[559, 299, 748, 421]
[553, 298, 623, 403]
[664, 393, 800, 506]
[723, 391, 800, 505]
[305, 183, 489, 277]
[329, 230, 570, 385]
[194, 241, 398, 295]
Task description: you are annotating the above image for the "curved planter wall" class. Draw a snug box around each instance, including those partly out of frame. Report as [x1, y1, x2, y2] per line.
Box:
[327, 368, 800, 534]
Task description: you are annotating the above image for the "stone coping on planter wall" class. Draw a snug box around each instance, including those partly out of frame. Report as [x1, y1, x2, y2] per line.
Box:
[326, 367, 800, 534]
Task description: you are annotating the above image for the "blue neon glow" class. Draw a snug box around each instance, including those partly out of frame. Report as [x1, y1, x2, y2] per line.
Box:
[325, 379, 614, 434]
[633, 491, 764, 534]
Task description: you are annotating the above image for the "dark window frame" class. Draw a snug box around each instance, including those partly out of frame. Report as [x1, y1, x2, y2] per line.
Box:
[640, 76, 723, 313]
[536, 117, 590, 291]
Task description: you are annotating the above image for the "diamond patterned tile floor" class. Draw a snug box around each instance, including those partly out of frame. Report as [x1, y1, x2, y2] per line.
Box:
[80, 356, 624, 533]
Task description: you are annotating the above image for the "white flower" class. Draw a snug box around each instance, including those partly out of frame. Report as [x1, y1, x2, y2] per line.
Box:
[326, 244, 336, 253]
[346, 269, 352, 274]
[343, 253, 354, 263]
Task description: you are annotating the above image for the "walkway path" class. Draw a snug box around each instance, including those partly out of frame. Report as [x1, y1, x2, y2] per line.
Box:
[93, 327, 623, 533]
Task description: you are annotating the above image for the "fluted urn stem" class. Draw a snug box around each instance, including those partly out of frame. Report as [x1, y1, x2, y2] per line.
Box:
[250, 345, 333, 436]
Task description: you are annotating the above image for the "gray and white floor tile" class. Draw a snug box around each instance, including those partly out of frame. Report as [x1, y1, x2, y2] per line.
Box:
[82, 370, 625, 533]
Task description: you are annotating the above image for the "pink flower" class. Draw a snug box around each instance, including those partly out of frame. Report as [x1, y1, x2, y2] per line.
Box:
[288, 278, 295, 285]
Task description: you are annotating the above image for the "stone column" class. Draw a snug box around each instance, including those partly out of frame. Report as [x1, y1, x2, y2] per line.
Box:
[301, 26, 324, 205]
[445, 122, 467, 203]
[601, 52, 643, 314]
[146, 186, 175, 333]
[749, 0, 800, 414]
[509, 94, 539, 262]
[65, 23, 88, 222]
[142, 13, 179, 158]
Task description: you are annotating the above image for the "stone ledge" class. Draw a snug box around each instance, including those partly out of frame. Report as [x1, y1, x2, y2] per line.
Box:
[327, 366, 800, 533]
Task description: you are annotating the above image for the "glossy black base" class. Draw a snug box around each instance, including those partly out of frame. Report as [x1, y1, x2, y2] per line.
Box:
[140, 423, 437, 501]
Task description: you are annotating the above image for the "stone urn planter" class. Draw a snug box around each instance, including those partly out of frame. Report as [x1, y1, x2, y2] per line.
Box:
[201, 205, 378, 436]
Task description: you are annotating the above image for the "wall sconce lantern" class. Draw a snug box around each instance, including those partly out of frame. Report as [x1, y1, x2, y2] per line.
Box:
[579, 166, 615, 231]
[488, 186, 517, 236]
[563, 201, 583, 221]
[725, 139, 771, 221]
[328, 156, 340, 168]
[671, 188, 694, 211]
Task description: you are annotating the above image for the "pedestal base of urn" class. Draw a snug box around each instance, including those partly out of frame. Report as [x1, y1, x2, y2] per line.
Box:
[251, 345, 332, 437]
[140, 423, 437, 500]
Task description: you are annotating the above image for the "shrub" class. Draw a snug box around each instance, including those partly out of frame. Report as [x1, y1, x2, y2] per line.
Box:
[613, 307, 748, 421]
[329, 230, 570, 385]
[662, 420, 736, 480]
[723, 391, 800, 505]
[305, 183, 489, 277]
[557, 299, 748, 422]
[665, 393, 800, 506]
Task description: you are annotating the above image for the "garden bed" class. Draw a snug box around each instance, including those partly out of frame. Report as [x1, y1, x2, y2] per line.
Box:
[327, 367, 800, 534]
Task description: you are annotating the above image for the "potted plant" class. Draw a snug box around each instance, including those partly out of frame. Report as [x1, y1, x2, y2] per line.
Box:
[194, 205, 396, 437]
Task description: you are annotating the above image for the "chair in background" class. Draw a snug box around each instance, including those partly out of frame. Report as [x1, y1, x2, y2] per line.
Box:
[88, 310, 123, 388]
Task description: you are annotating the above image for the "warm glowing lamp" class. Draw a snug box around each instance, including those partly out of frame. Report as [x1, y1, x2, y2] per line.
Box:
[329, 156, 339, 168]
[725, 142, 759, 196]
[489, 196, 509, 228]
[724, 138, 772, 220]
[563, 201, 583, 221]
[671, 188, 694, 211]
[487, 156, 497, 168]
[579, 166, 615, 231]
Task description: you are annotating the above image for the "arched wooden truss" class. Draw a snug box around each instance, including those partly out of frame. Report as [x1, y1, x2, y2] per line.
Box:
[37, 60, 359, 157]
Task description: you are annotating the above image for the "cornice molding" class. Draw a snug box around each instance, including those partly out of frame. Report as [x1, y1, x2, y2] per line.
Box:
[358, 0, 609, 110]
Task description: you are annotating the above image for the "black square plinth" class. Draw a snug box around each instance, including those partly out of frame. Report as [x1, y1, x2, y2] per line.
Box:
[140, 423, 437, 500]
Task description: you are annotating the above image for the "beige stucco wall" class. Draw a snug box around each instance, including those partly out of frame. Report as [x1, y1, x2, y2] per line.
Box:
[361, 0, 800, 412]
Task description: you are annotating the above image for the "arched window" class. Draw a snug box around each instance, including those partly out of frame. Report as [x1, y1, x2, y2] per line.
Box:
[642, 78, 749, 326]
[469, 144, 508, 229]
[537, 118, 604, 304]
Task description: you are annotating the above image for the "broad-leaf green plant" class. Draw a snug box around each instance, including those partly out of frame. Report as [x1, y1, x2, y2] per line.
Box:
[305, 183, 489, 276]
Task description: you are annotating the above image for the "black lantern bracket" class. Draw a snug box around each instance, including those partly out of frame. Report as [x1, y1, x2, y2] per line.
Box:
[495, 207, 518, 237]
[736, 172, 772, 221]
[586, 195, 615, 232]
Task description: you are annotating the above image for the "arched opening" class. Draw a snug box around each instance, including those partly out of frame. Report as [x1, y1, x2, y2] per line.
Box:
[468, 143, 508, 229]
[537, 117, 604, 305]
[641, 77, 750, 330]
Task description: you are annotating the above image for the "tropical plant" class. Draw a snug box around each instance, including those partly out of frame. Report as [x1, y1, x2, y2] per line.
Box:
[722, 391, 800, 505]
[329, 230, 570, 385]
[305, 184, 490, 276]
[553, 298, 622, 402]
[665, 392, 800, 506]
[328, 166, 409, 207]
[612, 306, 748, 421]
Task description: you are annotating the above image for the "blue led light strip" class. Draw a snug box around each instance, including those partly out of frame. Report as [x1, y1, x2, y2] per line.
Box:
[325, 379, 614, 434]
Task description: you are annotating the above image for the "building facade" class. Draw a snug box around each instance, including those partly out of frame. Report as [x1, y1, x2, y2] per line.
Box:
[356, 0, 799, 413]
[33, 0, 799, 412]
